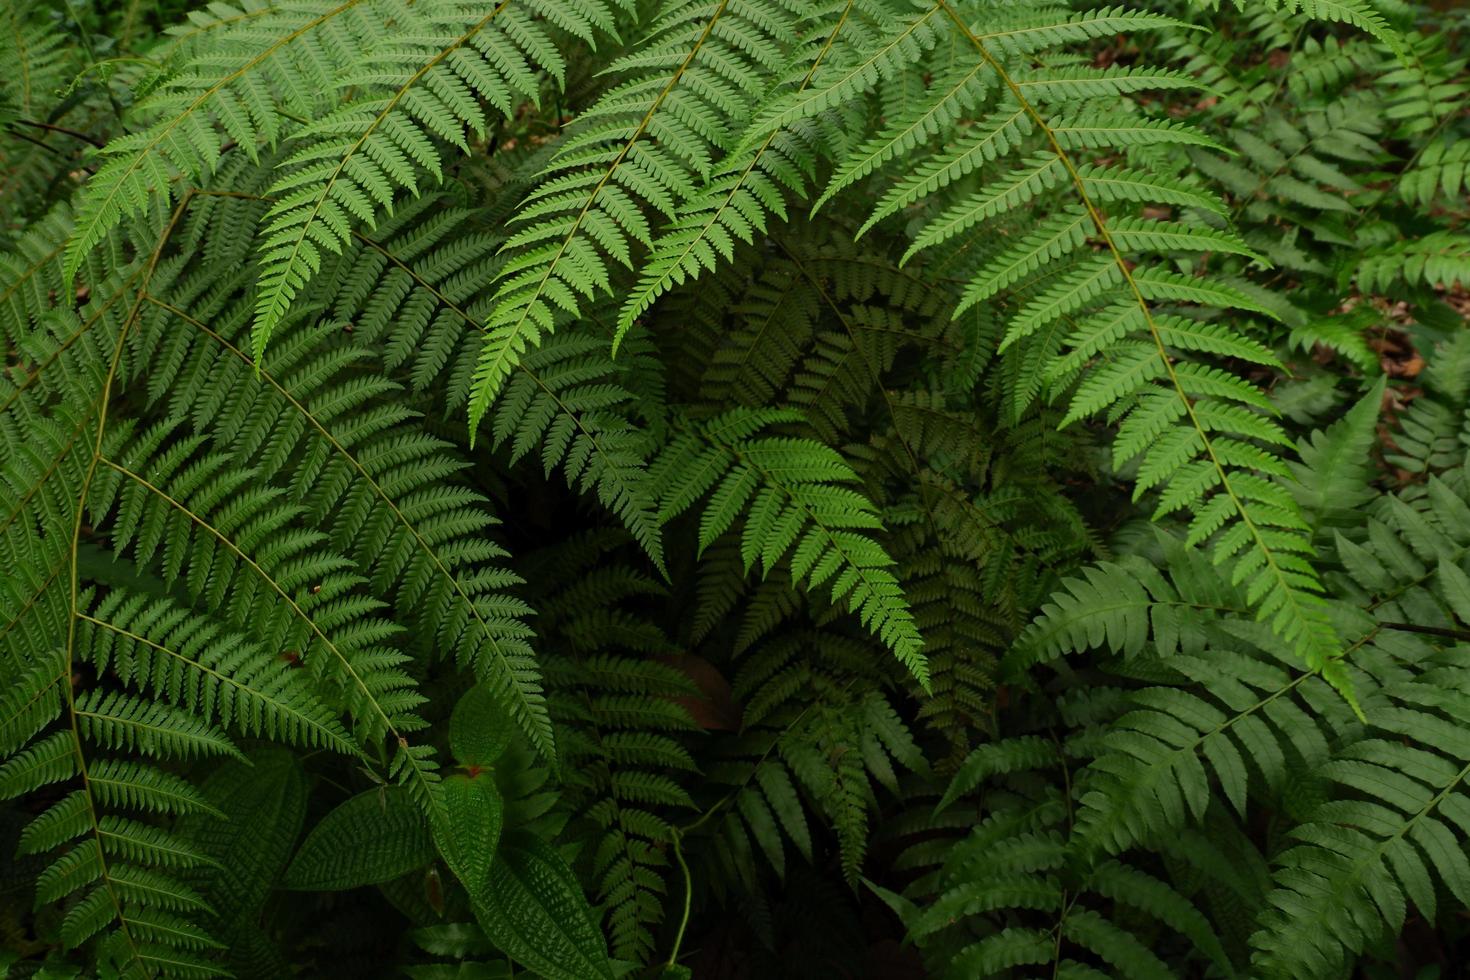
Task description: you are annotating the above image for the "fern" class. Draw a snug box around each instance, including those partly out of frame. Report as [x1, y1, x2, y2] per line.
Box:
[136, 268, 551, 758]
[1401, 136, 1470, 206]
[0, 181, 456, 971]
[490, 330, 665, 571]
[989, 430, 1470, 976]
[700, 628, 923, 890]
[1357, 231, 1470, 292]
[251, 0, 624, 355]
[1252, 668, 1470, 976]
[1252, 0, 1403, 52]
[468, 0, 809, 421]
[316, 196, 667, 570]
[176, 749, 307, 975]
[63, 0, 385, 285]
[77, 592, 356, 754]
[885, 749, 1234, 979]
[7, 0, 1470, 976]
[651, 407, 927, 685]
[611, 0, 865, 339]
[527, 539, 697, 962]
[1251, 468, 1470, 974]
[839, 8, 1339, 675]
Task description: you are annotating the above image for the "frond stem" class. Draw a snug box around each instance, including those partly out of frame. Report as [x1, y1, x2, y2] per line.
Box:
[55, 182, 198, 979]
[10, 118, 104, 148]
[665, 827, 693, 970]
[97, 455, 429, 783]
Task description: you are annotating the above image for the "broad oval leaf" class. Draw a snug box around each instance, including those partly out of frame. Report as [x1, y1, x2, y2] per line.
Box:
[432, 773, 504, 898]
[451, 684, 516, 767]
[283, 786, 435, 891]
[470, 832, 613, 980]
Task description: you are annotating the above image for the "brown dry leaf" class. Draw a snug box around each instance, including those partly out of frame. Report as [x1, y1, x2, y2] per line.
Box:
[1369, 327, 1426, 378]
[1444, 286, 1470, 318]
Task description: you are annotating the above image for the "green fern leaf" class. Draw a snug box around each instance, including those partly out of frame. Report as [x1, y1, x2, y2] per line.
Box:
[64, 0, 387, 287]
[252, 0, 622, 356]
[471, 0, 804, 420]
[652, 409, 927, 686]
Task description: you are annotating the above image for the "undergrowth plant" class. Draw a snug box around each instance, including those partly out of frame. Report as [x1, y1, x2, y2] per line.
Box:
[2, 0, 1469, 976]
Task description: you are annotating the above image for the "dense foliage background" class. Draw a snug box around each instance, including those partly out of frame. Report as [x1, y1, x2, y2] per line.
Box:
[3, 0, 1470, 976]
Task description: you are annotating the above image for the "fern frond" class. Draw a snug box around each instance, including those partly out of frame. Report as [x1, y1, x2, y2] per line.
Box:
[1400, 136, 1470, 206]
[490, 330, 665, 572]
[94, 447, 425, 754]
[529, 541, 697, 963]
[1356, 231, 1470, 292]
[320, 198, 667, 571]
[1251, 672, 1470, 976]
[1073, 649, 1339, 855]
[613, 0, 857, 339]
[470, 0, 805, 421]
[890, 785, 1231, 979]
[252, 0, 624, 355]
[141, 289, 552, 761]
[64, 0, 391, 286]
[782, 1, 1344, 677]
[77, 593, 357, 754]
[652, 408, 926, 686]
[1287, 379, 1383, 534]
[1009, 550, 1246, 672]
[1208, 0, 1405, 54]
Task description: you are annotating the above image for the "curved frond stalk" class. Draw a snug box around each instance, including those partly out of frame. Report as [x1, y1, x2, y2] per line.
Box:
[1, 190, 443, 973]
[0, 193, 242, 975]
[143, 293, 555, 761]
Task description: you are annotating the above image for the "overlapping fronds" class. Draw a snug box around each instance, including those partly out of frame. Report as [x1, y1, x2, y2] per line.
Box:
[651, 408, 927, 685]
[8, 0, 1470, 977]
[469, 0, 811, 421]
